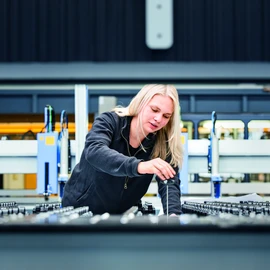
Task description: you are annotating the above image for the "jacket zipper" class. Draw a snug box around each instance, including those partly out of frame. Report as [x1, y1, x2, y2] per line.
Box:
[123, 147, 141, 189]
[121, 130, 143, 190]
[124, 177, 128, 189]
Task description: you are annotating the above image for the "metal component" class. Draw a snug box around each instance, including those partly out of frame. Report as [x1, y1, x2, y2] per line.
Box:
[123, 206, 139, 216]
[161, 179, 175, 218]
[44, 105, 55, 133]
[58, 110, 69, 179]
[58, 110, 71, 198]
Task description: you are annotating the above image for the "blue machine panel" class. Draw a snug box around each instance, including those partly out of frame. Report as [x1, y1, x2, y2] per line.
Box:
[37, 133, 58, 195]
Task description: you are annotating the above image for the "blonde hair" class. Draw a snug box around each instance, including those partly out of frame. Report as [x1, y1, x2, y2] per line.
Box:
[113, 84, 184, 168]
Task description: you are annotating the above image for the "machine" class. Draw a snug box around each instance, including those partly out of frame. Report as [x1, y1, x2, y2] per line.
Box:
[37, 106, 71, 200]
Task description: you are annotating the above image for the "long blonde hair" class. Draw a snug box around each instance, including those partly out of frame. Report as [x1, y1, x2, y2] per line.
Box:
[113, 84, 184, 168]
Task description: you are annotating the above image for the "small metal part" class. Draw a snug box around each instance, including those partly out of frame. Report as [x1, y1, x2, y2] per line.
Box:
[161, 179, 175, 218]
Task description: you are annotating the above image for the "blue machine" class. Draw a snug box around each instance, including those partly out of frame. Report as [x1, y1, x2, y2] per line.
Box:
[37, 106, 70, 200]
[37, 105, 57, 200]
[37, 132, 58, 199]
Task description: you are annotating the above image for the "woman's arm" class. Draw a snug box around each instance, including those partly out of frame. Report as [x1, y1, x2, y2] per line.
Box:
[157, 166, 182, 215]
[83, 112, 141, 177]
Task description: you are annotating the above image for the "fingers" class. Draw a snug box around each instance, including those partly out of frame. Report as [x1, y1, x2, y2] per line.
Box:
[153, 158, 176, 181]
[137, 159, 176, 180]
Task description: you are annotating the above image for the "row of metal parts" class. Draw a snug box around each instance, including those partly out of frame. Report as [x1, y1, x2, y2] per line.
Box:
[2, 201, 270, 227]
[0, 202, 62, 216]
[182, 200, 270, 216]
[0, 200, 156, 215]
[0, 201, 157, 223]
[0, 201, 26, 215]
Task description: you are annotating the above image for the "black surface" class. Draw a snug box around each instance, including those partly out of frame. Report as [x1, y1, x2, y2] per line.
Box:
[1, 0, 270, 62]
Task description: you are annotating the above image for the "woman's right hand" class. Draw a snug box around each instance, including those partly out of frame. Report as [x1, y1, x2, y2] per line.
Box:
[137, 158, 176, 181]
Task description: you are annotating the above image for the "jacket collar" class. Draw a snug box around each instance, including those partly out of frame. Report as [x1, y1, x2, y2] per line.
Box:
[121, 116, 156, 148]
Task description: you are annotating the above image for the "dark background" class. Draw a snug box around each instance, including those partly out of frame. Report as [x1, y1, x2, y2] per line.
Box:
[0, 0, 269, 63]
[0, 0, 270, 123]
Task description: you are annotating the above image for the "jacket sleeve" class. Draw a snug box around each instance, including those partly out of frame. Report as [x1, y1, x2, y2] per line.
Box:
[157, 166, 182, 215]
[82, 112, 141, 178]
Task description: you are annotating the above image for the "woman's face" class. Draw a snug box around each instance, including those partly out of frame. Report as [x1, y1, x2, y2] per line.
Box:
[140, 94, 174, 136]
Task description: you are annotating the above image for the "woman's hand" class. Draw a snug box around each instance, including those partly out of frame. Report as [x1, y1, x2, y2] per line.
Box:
[137, 158, 176, 181]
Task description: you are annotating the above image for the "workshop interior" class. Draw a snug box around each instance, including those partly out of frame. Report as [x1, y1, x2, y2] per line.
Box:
[1, 1, 270, 269]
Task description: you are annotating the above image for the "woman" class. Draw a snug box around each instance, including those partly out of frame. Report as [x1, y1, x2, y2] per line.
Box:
[62, 84, 184, 215]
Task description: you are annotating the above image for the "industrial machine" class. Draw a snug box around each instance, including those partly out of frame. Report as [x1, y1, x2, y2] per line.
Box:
[1, 85, 270, 197]
[1, 112, 270, 198]
[37, 106, 71, 200]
